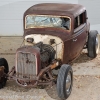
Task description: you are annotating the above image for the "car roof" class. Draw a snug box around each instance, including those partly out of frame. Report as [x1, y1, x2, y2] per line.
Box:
[24, 3, 86, 17]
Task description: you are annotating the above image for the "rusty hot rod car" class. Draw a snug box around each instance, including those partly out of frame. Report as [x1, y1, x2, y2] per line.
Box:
[0, 3, 99, 99]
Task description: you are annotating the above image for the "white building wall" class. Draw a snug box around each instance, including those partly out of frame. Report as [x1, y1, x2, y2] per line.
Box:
[3, 0, 99, 36]
[79, 0, 100, 33]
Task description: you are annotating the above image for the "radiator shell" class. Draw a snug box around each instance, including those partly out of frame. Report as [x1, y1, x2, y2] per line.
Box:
[15, 46, 41, 80]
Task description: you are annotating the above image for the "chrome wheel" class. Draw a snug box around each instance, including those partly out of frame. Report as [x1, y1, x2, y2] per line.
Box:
[66, 72, 71, 94]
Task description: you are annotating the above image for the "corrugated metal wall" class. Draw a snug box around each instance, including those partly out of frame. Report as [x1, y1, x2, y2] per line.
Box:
[1, 0, 100, 36]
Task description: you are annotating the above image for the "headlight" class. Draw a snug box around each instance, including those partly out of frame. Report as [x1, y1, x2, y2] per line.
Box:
[26, 38, 34, 43]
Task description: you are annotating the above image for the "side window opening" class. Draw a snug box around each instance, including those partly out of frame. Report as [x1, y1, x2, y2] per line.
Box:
[74, 11, 86, 29]
[80, 13, 83, 24]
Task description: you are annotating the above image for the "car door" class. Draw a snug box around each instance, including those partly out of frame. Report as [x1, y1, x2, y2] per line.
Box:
[70, 11, 88, 60]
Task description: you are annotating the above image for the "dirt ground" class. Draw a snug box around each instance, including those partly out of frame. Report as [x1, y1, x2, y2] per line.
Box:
[0, 37, 100, 100]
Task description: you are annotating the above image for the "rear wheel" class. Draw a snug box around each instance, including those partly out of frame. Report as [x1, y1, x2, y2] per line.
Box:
[57, 64, 73, 99]
[87, 30, 99, 58]
[0, 58, 9, 89]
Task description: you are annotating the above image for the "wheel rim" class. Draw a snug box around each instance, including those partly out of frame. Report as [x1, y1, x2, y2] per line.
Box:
[96, 34, 99, 54]
[66, 72, 71, 94]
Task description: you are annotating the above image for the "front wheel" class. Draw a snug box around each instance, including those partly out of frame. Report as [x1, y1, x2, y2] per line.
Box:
[57, 64, 73, 99]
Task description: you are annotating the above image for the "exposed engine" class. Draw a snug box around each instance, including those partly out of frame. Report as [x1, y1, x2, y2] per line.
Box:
[15, 42, 55, 82]
[34, 42, 55, 68]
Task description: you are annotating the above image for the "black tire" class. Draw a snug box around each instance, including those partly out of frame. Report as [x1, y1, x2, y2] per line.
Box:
[57, 64, 73, 100]
[87, 30, 99, 58]
[0, 58, 9, 89]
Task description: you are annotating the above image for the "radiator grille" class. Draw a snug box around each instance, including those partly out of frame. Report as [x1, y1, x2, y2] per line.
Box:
[16, 52, 37, 80]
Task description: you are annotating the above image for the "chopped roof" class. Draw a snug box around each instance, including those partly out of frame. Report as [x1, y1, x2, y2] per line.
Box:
[24, 3, 86, 17]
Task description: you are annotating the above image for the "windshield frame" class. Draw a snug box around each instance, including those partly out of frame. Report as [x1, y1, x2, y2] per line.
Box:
[25, 15, 71, 32]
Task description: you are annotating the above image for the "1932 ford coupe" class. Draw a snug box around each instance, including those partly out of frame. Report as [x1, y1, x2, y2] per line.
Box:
[0, 3, 99, 99]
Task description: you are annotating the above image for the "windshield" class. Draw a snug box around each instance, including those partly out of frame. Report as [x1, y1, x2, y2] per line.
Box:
[25, 15, 71, 30]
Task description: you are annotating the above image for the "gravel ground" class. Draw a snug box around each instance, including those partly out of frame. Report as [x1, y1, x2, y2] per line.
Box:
[0, 37, 100, 100]
[0, 75, 100, 100]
